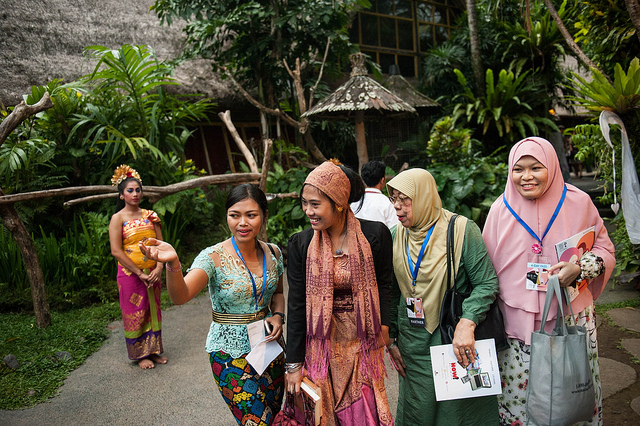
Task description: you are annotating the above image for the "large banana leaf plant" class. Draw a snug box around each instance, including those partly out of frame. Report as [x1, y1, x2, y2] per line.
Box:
[452, 61, 557, 143]
[69, 44, 214, 170]
[569, 57, 640, 115]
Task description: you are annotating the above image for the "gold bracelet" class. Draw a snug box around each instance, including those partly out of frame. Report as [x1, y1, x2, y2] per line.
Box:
[166, 261, 182, 272]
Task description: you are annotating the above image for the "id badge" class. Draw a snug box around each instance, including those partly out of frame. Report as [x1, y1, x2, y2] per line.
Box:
[406, 297, 425, 327]
[526, 255, 552, 291]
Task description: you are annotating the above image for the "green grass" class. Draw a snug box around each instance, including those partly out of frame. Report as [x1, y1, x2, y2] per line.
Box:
[0, 287, 186, 410]
[595, 295, 640, 315]
[0, 303, 121, 410]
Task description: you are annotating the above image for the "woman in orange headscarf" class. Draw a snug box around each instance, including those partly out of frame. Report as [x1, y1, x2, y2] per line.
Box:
[286, 161, 394, 425]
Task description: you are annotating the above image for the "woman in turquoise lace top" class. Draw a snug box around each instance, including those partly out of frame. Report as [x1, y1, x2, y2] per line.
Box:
[139, 184, 285, 426]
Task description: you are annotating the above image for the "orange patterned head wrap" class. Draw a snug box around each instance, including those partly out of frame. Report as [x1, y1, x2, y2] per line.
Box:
[303, 161, 350, 208]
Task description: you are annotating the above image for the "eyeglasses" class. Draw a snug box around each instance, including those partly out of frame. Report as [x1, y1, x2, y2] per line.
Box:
[389, 194, 411, 205]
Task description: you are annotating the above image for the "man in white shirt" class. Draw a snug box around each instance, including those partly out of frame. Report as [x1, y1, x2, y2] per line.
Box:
[350, 161, 398, 229]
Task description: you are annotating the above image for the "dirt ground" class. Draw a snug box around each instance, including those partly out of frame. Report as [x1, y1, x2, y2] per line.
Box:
[599, 316, 640, 424]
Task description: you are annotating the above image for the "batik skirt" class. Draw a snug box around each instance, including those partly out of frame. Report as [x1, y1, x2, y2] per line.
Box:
[497, 304, 602, 426]
[210, 350, 285, 426]
[117, 265, 163, 360]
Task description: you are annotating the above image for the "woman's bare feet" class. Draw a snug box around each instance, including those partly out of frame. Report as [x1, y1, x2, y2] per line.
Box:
[149, 354, 168, 364]
[137, 358, 155, 369]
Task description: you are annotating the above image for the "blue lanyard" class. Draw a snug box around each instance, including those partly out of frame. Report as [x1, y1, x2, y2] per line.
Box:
[502, 184, 567, 248]
[406, 224, 435, 287]
[231, 236, 267, 311]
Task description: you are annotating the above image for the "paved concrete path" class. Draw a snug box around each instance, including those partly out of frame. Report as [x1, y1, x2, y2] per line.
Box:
[1, 294, 235, 425]
[601, 304, 640, 416]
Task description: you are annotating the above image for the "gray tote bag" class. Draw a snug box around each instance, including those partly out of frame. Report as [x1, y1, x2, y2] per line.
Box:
[526, 275, 595, 426]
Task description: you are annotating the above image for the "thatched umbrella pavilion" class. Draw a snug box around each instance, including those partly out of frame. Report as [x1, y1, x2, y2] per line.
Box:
[384, 72, 440, 111]
[302, 52, 416, 171]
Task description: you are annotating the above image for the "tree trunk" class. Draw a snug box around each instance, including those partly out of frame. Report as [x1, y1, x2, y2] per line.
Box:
[0, 197, 51, 327]
[0, 93, 54, 327]
[542, 0, 612, 83]
[303, 131, 328, 164]
[466, 0, 485, 97]
[624, 0, 640, 44]
[282, 57, 327, 164]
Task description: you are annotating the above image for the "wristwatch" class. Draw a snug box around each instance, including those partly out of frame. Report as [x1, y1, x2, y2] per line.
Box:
[273, 311, 285, 324]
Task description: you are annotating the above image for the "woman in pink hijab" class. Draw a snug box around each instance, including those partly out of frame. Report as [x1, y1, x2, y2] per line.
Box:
[483, 137, 615, 425]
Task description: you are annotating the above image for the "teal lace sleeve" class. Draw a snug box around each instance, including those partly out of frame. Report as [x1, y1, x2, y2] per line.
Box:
[188, 246, 217, 278]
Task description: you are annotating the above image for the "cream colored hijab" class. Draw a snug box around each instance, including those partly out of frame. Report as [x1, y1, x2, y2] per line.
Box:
[387, 168, 466, 333]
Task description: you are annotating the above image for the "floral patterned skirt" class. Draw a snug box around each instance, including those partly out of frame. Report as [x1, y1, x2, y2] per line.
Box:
[210, 350, 285, 426]
[497, 304, 602, 425]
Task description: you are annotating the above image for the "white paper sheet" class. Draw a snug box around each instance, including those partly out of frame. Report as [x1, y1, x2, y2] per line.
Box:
[245, 319, 283, 375]
[430, 338, 502, 401]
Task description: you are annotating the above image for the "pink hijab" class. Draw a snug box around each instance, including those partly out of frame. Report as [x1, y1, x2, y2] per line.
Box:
[482, 137, 615, 344]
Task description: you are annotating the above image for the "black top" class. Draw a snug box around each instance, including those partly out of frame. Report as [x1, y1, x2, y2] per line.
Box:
[285, 219, 394, 363]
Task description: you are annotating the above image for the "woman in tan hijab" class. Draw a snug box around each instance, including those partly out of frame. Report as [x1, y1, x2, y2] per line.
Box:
[386, 168, 499, 425]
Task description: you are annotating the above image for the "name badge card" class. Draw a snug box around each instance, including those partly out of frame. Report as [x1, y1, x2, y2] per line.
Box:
[406, 297, 425, 326]
[526, 255, 552, 291]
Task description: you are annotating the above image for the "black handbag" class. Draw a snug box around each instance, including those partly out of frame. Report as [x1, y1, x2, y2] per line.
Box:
[439, 215, 508, 351]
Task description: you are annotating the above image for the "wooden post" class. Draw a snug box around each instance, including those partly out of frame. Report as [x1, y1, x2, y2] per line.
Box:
[259, 138, 273, 242]
[354, 110, 369, 173]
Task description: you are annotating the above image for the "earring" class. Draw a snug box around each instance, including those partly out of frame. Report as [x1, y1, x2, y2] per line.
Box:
[120, 195, 124, 200]
[336, 206, 343, 212]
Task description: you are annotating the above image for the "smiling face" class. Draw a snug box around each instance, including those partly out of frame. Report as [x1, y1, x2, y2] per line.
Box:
[389, 188, 414, 228]
[226, 198, 264, 243]
[122, 180, 142, 206]
[301, 185, 340, 232]
[511, 155, 549, 200]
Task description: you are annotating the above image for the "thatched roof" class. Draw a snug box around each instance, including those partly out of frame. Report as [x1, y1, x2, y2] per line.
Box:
[0, 0, 240, 108]
[383, 74, 439, 109]
[302, 53, 416, 120]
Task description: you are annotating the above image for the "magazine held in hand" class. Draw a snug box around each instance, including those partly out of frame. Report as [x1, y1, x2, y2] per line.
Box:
[430, 338, 502, 401]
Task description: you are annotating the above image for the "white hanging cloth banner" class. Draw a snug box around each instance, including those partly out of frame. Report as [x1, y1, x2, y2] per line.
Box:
[599, 110, 640, 244]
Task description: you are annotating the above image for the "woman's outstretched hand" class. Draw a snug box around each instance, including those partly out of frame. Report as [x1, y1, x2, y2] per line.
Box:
[139, 237, 178, 265]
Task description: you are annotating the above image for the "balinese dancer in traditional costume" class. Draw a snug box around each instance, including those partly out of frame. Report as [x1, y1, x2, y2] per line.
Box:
[286, 160, 395, 425]
[483, 137, 615, 425]
[139, 184, 285, 425]
[109, 164, 166, 369]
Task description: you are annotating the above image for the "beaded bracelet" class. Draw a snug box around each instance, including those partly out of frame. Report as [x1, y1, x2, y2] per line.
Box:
[166, 261, 183, 273]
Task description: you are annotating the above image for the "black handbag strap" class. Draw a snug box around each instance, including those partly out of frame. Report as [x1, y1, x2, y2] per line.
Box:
[446, 214, 459, 292]
[267, 242, 277, 258]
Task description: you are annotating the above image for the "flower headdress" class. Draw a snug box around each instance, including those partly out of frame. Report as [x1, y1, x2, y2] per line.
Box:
[111, 164, 142, 186]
